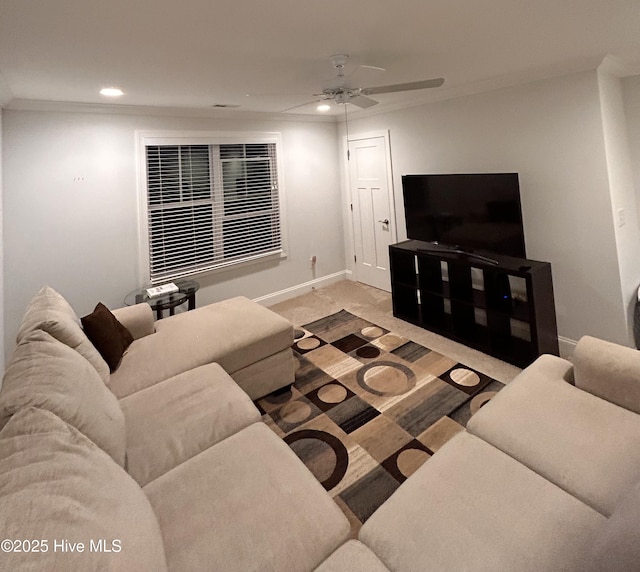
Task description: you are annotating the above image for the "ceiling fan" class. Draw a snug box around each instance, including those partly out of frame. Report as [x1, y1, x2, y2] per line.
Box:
[285, 54, 444, 112]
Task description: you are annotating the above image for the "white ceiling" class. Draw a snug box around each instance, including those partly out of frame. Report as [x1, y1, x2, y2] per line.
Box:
[1, 0, 640, 116]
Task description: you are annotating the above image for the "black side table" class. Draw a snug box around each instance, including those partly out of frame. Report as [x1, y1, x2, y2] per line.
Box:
[124, 280, 200, 320]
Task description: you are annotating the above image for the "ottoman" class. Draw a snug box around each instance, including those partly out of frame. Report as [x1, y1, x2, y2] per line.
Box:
[110, 296, 295, 399]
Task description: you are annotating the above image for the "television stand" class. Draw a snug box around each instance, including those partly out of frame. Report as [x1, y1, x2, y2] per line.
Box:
[417, 246, 499, 266]
[390, 240, 559, 368]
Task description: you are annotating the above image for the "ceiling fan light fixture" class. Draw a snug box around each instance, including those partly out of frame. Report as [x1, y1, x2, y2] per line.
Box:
[100, 87, 124, 97]
[316, 103, 331, 112]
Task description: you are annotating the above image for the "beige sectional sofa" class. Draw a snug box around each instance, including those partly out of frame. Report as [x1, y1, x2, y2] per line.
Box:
[0, 286, 352, 570]
[359, 336, 640, 571]
[2, 285, 639, 571]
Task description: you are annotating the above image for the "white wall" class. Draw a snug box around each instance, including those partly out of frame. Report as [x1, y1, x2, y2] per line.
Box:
[3, 107, 345, 360]
[597, 66, 640, 345]
[623, 75, 640, 227]
[622, 75, 640, 347]
[343, 70, 629, 348]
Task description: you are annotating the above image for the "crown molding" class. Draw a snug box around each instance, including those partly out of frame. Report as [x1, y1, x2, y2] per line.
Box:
[4, 98, 338, 123]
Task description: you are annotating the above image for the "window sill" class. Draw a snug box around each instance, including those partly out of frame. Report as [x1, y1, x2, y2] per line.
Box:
[150, 249, 287, 284]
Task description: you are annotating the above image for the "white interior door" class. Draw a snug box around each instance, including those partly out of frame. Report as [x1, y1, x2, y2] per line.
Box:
[348, 133, 395, 292]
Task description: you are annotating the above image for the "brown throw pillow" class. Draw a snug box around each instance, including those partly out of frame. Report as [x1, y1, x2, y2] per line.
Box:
[81, 303, 134, 373]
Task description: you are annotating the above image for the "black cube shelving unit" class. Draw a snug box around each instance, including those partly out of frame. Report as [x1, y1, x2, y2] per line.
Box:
[389, 240, 559, 368]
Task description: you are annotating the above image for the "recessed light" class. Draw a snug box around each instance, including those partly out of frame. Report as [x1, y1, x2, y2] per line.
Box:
[317, 103, 331, 112]
[100, 87, 124, 97]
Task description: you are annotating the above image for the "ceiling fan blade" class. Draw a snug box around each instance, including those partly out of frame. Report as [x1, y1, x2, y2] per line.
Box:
[347, 64, 386, 84]
[355, 64, 386, 73]
[280, 100, 323, 113]
[349, 95, 378, 109]
[363, 78, 445, 95]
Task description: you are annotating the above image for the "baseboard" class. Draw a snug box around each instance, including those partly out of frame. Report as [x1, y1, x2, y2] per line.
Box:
[558, 335, 578, 359]
[252, 270, 348, 307]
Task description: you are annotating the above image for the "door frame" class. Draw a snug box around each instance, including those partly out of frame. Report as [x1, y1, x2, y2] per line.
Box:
[343, 129, 398, 285]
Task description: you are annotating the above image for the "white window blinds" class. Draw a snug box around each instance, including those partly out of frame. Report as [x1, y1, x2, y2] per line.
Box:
[145, 142, 282, 282]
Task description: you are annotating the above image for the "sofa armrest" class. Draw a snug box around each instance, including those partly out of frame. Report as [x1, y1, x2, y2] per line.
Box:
[112, 304, 155, 340]
[573, 335, 640, 414]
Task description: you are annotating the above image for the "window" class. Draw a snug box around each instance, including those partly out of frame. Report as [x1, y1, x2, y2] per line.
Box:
[142, 135, 284, 283]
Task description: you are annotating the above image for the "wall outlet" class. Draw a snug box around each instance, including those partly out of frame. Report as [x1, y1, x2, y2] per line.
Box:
[617, 208, 626, 228]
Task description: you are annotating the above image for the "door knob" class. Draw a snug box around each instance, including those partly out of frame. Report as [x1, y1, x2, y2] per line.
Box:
[378, 219, 390, 225]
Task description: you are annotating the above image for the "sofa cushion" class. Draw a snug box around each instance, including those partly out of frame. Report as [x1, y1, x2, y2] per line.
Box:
[0, 329, 126, 466]
[0, 407, 167, 571]
[109, 296, 293, 398]
[112, 303, 155, 340]
[314, 540, 390, 572]
[144, 422, 350, 572]
[582, 479, 640, 572]
[81, 302, 133, 372]
[119, 363, 261, 486]
[359, 432, 605, 572]
[17, 286, 110, 384]
[467, 354, 640, 516]
[573, 335, 640, 415]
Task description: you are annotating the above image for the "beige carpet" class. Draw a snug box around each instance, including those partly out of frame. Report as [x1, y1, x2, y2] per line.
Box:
[268, 280, 521, 385]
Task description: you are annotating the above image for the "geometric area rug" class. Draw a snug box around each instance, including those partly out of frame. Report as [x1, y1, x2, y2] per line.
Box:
[257, 310, 504, 536]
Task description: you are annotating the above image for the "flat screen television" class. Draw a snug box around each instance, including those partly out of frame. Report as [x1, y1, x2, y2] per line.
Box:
[402, 173, 526, 258]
